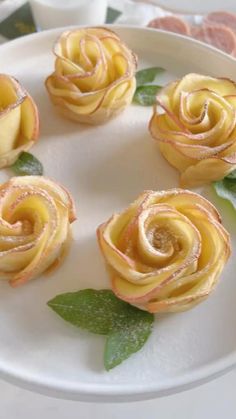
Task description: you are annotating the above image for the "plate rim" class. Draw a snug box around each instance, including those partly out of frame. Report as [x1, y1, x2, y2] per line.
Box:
[1, 25, 236, 401]
[0, 351, 235, 401]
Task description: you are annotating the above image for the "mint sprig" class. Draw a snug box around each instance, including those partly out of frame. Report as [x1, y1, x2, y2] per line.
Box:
[11, 151, 43, 176]
[104, 319, 152, 370]
[48, 289, 154, 370]
[135, 67, 165, 87]
[214, 176, 236, 210]
[134, 66, 165, 106]
[213, 169, 236, 210]
[224, 169, 236, 179]
[133, 85, 162, 106]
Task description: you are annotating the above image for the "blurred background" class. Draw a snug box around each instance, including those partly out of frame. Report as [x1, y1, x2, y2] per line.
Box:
[1, 0, 236, 57]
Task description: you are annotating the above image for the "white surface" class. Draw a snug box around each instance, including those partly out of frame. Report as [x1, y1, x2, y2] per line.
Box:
[0, 27, 236, 402]
[1, 369, 236, 418]
[30, 0, 108, 29]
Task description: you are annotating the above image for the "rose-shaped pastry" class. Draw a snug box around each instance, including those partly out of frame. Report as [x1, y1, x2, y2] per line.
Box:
[97, 189, 230, 313]
[0, 74, 39, 168]
[0, 176, 76, 287]
[149, 73, 236, 187]
[45, 27, 137, 124]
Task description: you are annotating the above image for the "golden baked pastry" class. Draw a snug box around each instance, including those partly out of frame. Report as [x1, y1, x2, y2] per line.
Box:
[0, 74, 39, 168]
[0, 176, 76, 287]
[46, 27, 137, 124]
[149, 73, 236, 187]
[97, 189, 230, 313]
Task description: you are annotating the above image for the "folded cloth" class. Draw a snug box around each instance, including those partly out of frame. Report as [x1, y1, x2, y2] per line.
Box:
[0, 0, 36, 42]
[110, 0, 170, 25]
[110, 0, 203, 26]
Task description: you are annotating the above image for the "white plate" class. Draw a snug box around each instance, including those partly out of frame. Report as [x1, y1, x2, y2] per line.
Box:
[0, 27, 236, 403]
[151, 0, 236, 14]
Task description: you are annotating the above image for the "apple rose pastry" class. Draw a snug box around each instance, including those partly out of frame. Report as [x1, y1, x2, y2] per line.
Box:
[0, 176, 76, 287]
[149, 73, 236, 187]
[97, 189, 230, 313]
[0, 74, 39, 168]
[45, 27, 137, 124]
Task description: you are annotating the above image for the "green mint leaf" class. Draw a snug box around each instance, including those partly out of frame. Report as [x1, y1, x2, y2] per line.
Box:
[133, 85, 162, 106]
[11, 152, 43, 176]
[135, 67, 165, 87]
[48, 289, 119, 334]
[214, 178, 236, 210]
[48, 289, 154, 369]
[48, 289, 147, 335]
[225, 169, 236, 179]
[104, 312, 153, 370]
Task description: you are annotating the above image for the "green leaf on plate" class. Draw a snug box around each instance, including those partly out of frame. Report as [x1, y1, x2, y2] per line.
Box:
[104, 312, 153, 370]
[11, 151, 43, 176]
[133, 85, 162, 106]
[225, 169, 236, 179]
[48, 289, 154, 369]
[214, 178, 236, 210]
[135, 67, 165, 87]
[48, 289, 124, 335]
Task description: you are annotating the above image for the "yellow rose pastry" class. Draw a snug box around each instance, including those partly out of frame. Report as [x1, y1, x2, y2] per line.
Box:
[0, 176, 76, 287]
[97, 189, 230, 313]
[149, 73, 236, 187]
[45, 27, 137, 124]
[0, 74, 39, 168]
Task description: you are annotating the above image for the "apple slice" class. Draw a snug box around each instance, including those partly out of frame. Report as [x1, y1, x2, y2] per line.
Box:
[45, 27, 137, 125]
[0, 176, 76, 287]
[97, 189, 231, 313]
[0, 74, 39, 168]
